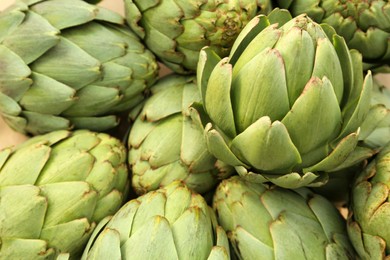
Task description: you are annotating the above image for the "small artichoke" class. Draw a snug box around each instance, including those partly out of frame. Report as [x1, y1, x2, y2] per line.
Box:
[213, 176, 356, 259]
[128, 74, 234, 195]
[274, 0, 390, 72]
[196, 9, 373, 188]
[81, 181, 230, 259]
[0, 0, 159, 135]
[347, 142, 390, 259]
[124, 0, 273, 74]
[0, 130, 129, 259]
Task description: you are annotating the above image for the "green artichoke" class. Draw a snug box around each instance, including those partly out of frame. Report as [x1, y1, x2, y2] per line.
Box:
[347, 142, 390, 259]
[196, 9, 373, 188]
[128, 74, 234, 195]
[359, 77, 390, 149]
[274, 0, 390, 72]
[124, 0, 273, 74]
[81, 181, 230, 259]
[0, 130, 129, 259]
[213, 176, 356, 259]
[0, 0, 159, 135]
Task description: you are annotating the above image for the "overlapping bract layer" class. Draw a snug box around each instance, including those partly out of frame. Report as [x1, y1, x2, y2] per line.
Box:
[213, 176, 355, 259]
[125, 0, 273, 74]
[0, 130, 129, 259]
[0, 0, 159, 135]
[128, 74, 234, 195]
[274, 0, 390, 71]
[196, 9, 373, 188]
[359, 78, 390, 149]
[347, 142, 390, 259]
[81, 181, 230, 259]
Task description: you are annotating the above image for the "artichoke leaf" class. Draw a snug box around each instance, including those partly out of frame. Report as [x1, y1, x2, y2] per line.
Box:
[0, 238, 56, 260]
[204, 57, 236, 138]
[81, 227, 122, 260]
[205, 123, 246, 168]
[121, 216, 180, 259]
[304, 131, 359, 173]
[197, 47, 222, 108]
[0, 143, 50, 185]
[231, 116, 301, 173]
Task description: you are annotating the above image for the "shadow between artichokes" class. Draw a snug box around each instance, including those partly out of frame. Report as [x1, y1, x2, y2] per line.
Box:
[194, 9, 374, 189]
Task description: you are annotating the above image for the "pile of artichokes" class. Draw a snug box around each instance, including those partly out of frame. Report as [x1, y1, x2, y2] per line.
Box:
[0, 0, 389, 259]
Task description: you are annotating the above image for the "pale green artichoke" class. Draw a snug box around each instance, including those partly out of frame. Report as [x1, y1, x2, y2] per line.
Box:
[359, 77, 390, 149]
[81, 181, 230, 259]
[124, 0, 273, 74]
[213, 176, 356, 259]
[347, 142, 390, 259]
[196, 9, 373, 188]
[0, 0, 159, 135]
[0, 130, 129, 259]
[274, 0, 390, 72]
[128, 74, 234, 195]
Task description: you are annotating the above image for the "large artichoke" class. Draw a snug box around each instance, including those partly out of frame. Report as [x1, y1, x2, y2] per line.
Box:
[274, 0, 390, 72]
[0, 130, 129, 259]
[196, 9, 373, 188]
[124, 0, 273, 74]
[81, 181, 230, 259]
[347, 141, 390, 259]
[0, 0, 159, 135]
[213, 176, 356, 259]
[128, 74, 234, 195]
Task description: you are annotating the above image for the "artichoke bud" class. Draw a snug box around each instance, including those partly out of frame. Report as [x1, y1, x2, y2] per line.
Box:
[347, 142, 390, 259]
[195, 9, 373, 188]
[0, 0, 159, 135]
[0, 130, 129, 258]
[213, 176, 356, 259]
[128, 74, 234, 195]
[81, 181, 230, 259]
[273, 0, 390, 72]
[125, 0, 273, 74]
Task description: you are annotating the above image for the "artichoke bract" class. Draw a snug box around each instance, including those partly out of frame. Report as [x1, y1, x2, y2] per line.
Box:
[359, 78, 390, 149]
[347, 142, 390, 259]
[81, 181, 230, 259]
[128, 74, 234, 195]
[0, 130, 129, 259]
[274, 0, 390, 72]
[213, 176, 356, 259]
[0, 0, 159, 135]
[196, 9, 373, 188]
[124, 0, 273, 74]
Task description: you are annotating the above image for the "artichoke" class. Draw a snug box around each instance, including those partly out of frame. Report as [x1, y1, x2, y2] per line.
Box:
[347, 141, 390, 259]
[359, 77, 390, 149]
[128, 74, 234, 195]
[196, 9, 373, 188]
[274, 0, 390, 72]
[0, 0, 159, 135]
[81, 181, 230, 259]
[0, 130, 129, 259]
[124, 0, 273, 74]
[213, 176, 356, 259]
